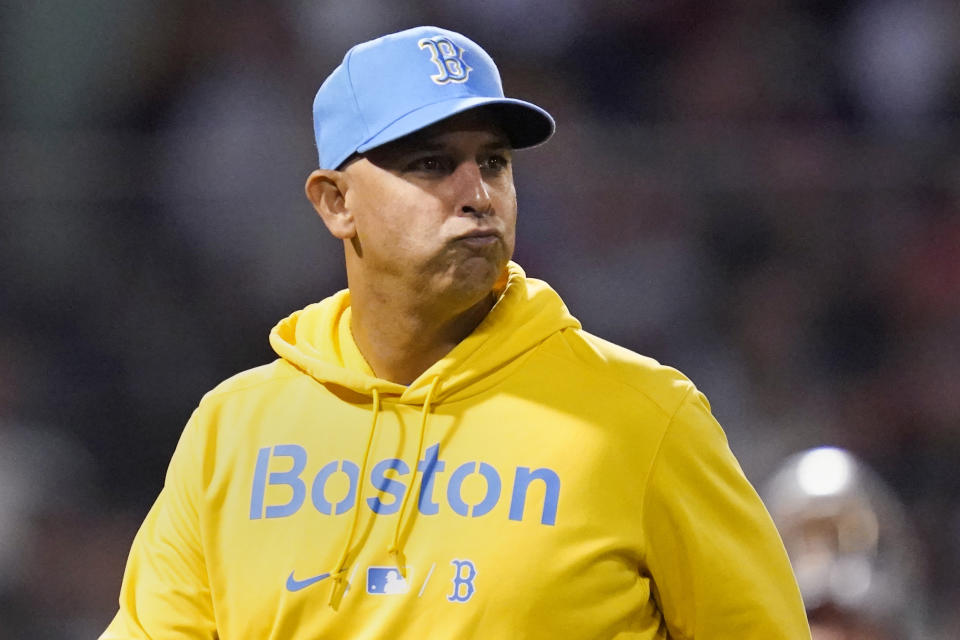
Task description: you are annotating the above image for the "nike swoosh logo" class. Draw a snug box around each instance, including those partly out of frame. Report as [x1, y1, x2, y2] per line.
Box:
[285, 570, 331, 592]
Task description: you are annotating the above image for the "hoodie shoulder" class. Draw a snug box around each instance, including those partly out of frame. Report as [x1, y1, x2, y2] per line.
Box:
[544, 327, 697, 420]
[200, 359, 303, 404]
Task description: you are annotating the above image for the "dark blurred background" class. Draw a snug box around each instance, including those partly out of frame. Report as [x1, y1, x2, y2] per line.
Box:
[1, 1, 958, 637]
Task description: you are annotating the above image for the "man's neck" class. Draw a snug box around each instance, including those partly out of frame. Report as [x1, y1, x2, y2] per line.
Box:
[349, 286, 496, 385]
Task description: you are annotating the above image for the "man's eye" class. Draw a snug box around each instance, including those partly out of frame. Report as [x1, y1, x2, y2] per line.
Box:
[482, 154, 509, 171]
[407, 156, 446, 172]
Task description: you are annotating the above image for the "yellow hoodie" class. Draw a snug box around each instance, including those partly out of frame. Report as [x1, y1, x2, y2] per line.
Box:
[102, 262, 810, 639]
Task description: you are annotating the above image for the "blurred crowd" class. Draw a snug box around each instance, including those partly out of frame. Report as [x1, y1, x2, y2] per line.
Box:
[1, 0, 959, 637]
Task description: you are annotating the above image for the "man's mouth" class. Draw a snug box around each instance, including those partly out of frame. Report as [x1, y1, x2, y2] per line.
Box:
[455, 228, 500, 239]
[454, 229, 501, 247]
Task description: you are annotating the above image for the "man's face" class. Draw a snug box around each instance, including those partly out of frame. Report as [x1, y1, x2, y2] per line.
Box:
[341, 110, 517, 307]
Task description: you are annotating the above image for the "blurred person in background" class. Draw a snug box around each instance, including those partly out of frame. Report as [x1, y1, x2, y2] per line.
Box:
[763, 446, 928, 640]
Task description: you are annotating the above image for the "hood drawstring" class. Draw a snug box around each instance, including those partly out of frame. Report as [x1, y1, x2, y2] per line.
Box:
[329, 388, 381, 608]
[388, 376, 439, 578]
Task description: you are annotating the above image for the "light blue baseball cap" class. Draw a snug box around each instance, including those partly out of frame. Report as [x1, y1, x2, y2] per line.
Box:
[312, 26, 556, 170]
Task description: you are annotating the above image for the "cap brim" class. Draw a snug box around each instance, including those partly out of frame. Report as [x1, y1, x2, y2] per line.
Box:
[356, 96, 555, 156]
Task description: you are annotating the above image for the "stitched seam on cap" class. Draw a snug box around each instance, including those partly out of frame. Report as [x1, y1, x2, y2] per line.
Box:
[344, 48, 370, 138]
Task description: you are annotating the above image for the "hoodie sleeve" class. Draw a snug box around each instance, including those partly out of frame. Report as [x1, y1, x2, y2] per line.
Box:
[641, 388, 810, 639]
[100, 411, 217, 639]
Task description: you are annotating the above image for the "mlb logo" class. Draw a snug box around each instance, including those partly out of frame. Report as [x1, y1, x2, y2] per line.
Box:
[366, 566, 412, 595]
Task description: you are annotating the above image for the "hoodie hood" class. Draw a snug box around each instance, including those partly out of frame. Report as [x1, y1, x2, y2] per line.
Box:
[269, 262, 580, 403]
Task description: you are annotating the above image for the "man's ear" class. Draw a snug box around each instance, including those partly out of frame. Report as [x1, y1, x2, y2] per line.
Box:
[305, 169, 355, 239]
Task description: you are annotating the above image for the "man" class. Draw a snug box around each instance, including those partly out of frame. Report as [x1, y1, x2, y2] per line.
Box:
[102, 26, 810, 639]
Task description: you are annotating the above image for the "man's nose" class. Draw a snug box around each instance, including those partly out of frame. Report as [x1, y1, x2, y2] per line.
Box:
[453, 162, 493, 218]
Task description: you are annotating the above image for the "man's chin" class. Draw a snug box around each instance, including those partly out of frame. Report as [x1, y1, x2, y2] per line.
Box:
[437, 254, 507, 304]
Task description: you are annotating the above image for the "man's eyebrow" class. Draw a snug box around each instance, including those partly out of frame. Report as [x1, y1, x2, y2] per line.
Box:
[480, 138, 511, 150]
[405, 140, 445, 152]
